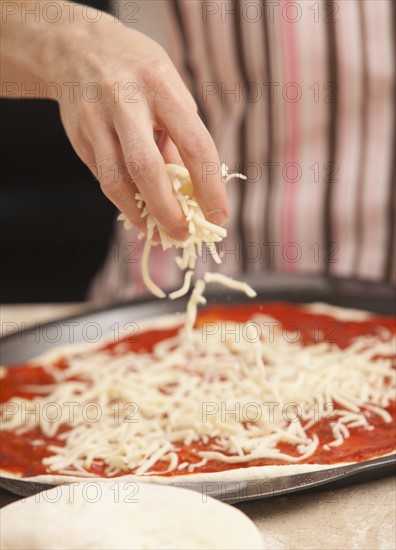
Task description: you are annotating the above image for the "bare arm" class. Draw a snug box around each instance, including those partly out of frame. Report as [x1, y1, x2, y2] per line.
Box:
[0, 0, 228, 239]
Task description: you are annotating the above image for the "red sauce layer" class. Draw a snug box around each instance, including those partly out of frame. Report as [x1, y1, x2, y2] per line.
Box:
[1, 302, 395, 478]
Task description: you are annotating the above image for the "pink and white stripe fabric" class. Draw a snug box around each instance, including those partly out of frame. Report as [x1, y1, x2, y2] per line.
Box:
[90, 0, 395, 304]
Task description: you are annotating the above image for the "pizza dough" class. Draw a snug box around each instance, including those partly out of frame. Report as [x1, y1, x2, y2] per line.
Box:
[0, 482, 264, 550]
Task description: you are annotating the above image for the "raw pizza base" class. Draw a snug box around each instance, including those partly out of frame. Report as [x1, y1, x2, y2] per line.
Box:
[0, 482, 264, 549]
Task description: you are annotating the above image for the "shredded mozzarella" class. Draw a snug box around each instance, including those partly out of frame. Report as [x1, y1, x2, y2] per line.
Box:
[203, 273, 257, 298]
[117, 164, 246, 298]
[168, 270, 194, 300]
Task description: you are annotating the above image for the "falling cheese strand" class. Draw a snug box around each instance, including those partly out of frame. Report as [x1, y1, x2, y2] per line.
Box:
[203, 273, 257, 298]
[168, 270, 194, 300]
[118, 164, 246, 298]
[141, 240, 166, 299]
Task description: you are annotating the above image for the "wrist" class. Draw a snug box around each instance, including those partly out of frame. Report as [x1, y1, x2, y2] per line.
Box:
[1, 1, 118, 100]
[43, 9, 126, 100]
[38, 8, 109, 90]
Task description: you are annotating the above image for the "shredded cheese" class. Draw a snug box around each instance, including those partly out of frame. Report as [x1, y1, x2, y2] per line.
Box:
[203, 273, 257, 298]
[117, 164, 246, 298]
[168, 270, 194, 300]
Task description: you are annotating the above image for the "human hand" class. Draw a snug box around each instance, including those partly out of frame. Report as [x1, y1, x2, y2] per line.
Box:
[51, 13, 228, 240]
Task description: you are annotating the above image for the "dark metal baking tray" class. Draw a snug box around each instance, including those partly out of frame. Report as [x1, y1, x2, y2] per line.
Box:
[1, 274, 395, 504]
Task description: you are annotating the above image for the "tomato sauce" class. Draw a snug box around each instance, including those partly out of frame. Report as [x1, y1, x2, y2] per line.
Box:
[1, 302, 395, 478]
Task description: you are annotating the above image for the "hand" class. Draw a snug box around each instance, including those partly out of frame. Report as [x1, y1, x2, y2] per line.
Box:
[50, 12, 229, 240]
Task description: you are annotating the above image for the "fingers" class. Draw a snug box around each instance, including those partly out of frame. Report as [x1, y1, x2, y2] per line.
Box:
[155, 98, 229, 227]
[113, 111, 188, 240]
[77, 67, 226, 242]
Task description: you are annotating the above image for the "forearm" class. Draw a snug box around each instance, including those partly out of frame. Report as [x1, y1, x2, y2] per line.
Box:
[0, 0, 108, 98]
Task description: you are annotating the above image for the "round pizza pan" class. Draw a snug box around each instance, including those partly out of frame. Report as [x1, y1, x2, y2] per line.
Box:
[1, 274, 395, 502]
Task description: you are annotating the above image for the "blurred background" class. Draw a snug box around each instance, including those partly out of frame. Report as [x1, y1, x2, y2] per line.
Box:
[1, 0, 114, 303]
[1, 0, 394, 304]
[1, 0, 172, 304]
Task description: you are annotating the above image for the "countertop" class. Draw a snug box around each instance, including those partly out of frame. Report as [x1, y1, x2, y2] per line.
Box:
[1, 303, 395, 549]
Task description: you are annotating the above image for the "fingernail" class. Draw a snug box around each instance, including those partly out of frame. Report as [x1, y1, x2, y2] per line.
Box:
[206, 209, 227, 226]
[169, 226, 189, 241]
